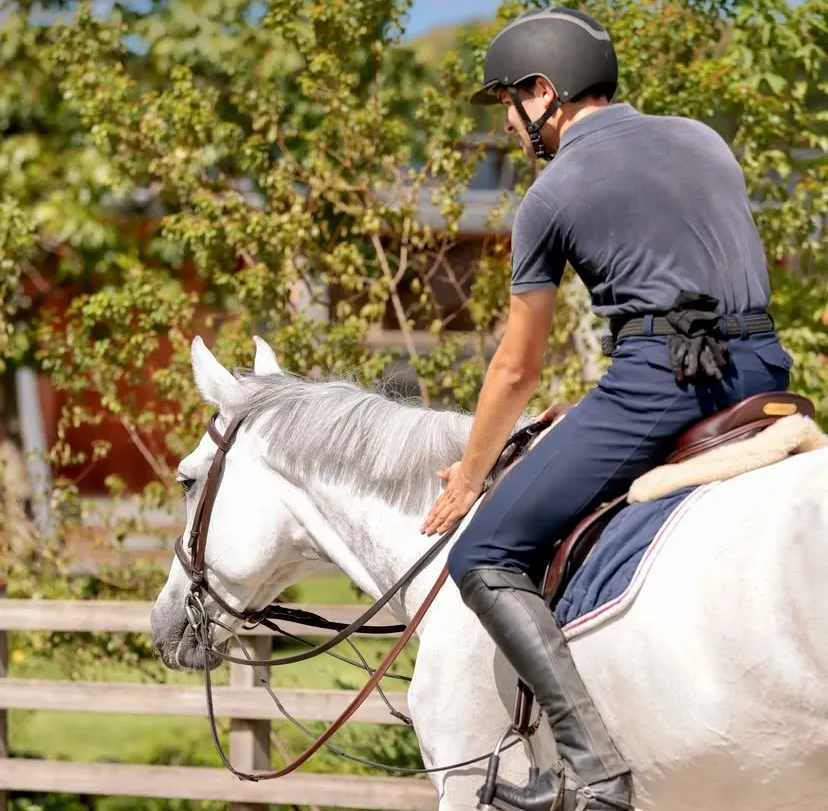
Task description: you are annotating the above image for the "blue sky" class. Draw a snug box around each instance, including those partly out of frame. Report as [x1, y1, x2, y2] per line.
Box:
[403, 0, 502, 39]
[26, 1, 503, 37]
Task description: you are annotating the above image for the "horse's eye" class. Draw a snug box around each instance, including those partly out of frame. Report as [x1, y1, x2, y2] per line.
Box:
[179, 478, 195, 493]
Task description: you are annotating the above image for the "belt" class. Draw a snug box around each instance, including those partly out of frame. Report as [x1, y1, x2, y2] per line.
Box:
[602, 311, 775, 356]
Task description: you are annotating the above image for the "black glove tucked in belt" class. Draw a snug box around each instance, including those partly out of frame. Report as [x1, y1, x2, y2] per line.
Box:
[665, 291, 731, 384]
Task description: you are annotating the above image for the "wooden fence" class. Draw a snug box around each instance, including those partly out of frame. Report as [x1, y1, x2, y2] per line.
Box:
[0, 599, 437, 811]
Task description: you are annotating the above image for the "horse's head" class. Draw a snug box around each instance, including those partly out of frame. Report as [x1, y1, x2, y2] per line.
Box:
[151, 336, 333, 671]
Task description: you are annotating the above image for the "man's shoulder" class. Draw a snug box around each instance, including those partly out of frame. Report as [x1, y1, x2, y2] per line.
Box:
[624, 109, 733, 158]
[512, 179, 568, 239]
[574, 104, 726, 148]
[523, 155, 585, 214]
[520, 178, 559, 211]
[545, 108, 731, 179]
[646, 110, 725, 138]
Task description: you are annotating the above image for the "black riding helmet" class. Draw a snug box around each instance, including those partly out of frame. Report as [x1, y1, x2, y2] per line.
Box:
[470, 7, 618, 160]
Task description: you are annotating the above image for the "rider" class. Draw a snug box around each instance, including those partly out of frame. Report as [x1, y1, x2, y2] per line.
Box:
[420, 7, 793, 811]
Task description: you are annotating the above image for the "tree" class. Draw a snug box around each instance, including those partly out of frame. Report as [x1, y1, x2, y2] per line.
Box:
[0, 0, 824, 792]
[0, 0, 825, 624]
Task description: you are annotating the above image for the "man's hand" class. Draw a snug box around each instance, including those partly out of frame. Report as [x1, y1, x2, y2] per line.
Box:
[420, 462, 484, 536]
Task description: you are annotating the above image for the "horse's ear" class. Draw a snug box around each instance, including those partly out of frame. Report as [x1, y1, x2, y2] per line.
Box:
[252, 336, 283, 376]
[191, 336, 238, 409]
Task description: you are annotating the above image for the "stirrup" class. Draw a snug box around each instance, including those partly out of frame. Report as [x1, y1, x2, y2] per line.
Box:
[477, 723, 539, 811]
[480, 753, 632, 811]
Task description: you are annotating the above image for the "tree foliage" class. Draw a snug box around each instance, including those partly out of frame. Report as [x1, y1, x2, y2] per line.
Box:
[0, 0, 824, 789]
[0, 0, 825, 647]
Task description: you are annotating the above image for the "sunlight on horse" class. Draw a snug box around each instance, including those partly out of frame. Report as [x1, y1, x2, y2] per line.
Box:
[150, 335, 828, 811]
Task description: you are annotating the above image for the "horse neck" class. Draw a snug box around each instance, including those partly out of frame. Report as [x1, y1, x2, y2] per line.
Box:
[303, 480, 451, 624]
[248, 382, 474, 619]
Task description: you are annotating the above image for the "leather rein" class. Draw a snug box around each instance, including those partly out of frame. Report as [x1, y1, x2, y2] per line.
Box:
[176, 412, 545, 781]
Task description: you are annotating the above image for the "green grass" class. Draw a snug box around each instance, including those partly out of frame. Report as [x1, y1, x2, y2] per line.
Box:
[11, 710, 226, 766]
[295, 574, 373, 605]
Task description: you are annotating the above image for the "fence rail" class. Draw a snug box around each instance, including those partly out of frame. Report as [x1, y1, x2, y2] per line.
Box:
[0, 761, 436, 811]
[0, 598, 434, 811]
[0, 598, 398, 637]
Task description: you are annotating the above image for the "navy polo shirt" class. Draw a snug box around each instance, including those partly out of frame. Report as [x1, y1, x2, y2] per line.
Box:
[510, 103, 771, 317]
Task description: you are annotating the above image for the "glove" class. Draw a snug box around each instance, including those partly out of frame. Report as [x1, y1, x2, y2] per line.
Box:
[665, 291, 731, 384]
[668, 334, 730, 383]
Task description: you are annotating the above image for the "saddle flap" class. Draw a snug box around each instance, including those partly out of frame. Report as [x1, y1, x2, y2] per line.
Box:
[541, 493, 628, 607]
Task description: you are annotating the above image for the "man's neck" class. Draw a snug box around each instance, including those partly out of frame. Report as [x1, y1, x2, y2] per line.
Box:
[558, 99, 609, 141]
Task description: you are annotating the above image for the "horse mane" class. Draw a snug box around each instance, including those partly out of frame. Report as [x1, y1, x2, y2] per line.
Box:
[233, 370, 474, 515]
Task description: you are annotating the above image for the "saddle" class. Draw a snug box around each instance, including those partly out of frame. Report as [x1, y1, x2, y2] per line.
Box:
[511, 390, 815, 730]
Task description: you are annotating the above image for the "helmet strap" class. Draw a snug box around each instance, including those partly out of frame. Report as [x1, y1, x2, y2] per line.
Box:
[507, 85, 561, 160]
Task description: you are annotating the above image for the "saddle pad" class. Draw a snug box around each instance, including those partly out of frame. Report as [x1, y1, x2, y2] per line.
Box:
[555, 483, 715, 633]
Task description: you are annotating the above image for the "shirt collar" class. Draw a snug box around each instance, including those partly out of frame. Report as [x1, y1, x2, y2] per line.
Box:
[557, 102, 640, 153]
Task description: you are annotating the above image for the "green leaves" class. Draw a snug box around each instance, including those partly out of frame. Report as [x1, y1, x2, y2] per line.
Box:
[0, 196, 33, 370]
[0, 0, 825, 628]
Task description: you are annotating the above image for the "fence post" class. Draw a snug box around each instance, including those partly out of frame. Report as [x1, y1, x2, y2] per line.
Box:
[0, 579, 8, 811]
[229, 634, 271, 811]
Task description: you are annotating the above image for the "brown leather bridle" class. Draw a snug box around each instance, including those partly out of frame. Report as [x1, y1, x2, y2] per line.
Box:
[171, 411, 543, 781]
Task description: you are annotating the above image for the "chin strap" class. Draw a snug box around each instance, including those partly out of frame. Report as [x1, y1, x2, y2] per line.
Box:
[507, 85, 561, 160]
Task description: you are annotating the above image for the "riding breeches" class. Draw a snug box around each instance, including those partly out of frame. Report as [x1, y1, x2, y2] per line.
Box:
[446, 331, 792, 586]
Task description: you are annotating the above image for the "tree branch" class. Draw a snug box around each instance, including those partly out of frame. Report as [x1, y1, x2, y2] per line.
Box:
[119, 418, 172, 488]
[370, 233, 430, 405]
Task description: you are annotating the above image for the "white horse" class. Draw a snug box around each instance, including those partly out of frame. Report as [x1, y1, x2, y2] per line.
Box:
[150, 335, 828, 811]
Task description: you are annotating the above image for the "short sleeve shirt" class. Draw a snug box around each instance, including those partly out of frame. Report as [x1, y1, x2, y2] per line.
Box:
[509, 103, 771, 318]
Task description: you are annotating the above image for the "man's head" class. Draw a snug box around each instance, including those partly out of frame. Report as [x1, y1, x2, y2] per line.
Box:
[471, 7, 618, 160]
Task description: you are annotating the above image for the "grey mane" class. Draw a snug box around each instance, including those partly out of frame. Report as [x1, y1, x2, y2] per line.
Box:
[233, 371, 475, 515]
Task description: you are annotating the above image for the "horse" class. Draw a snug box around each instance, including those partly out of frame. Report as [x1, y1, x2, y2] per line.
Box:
[150, 335, 828, 811]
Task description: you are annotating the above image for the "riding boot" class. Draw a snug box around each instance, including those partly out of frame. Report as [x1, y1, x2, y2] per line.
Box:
[459, 566, 634, 811]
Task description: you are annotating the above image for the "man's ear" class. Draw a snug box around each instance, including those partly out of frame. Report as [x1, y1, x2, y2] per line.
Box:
[534, 75, 558, 103]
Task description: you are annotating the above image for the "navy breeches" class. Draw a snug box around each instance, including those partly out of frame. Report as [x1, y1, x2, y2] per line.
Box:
[446, 331, 792, 585]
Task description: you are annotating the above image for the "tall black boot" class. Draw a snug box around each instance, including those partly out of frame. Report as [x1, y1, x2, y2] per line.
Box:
[460, 566, 633, 811]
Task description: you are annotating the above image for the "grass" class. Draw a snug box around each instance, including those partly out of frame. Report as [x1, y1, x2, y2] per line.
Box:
[7, 574, 422, 782]
[295, 574, 373, 605]
[11, 710, 226, 766]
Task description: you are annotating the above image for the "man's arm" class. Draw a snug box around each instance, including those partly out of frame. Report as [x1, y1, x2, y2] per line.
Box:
[420, 287, 557, 536]
[459, 287, 558, 487]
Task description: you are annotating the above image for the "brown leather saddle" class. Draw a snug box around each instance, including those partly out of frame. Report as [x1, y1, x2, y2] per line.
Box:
[512, 390, 815, 730]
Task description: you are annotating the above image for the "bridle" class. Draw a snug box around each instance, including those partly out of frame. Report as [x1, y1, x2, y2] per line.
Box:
[174, 411, 547, 781]
[174, 417, 415, 647]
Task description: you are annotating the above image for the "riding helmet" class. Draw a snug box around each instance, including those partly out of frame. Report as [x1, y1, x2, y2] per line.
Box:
[470, 7, 618, 158]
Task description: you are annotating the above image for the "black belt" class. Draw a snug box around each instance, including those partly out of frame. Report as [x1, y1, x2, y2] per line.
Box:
[602, 311, 774, 356]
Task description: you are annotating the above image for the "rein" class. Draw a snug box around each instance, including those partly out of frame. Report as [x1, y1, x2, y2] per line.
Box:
[179, 411, 546, 780]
